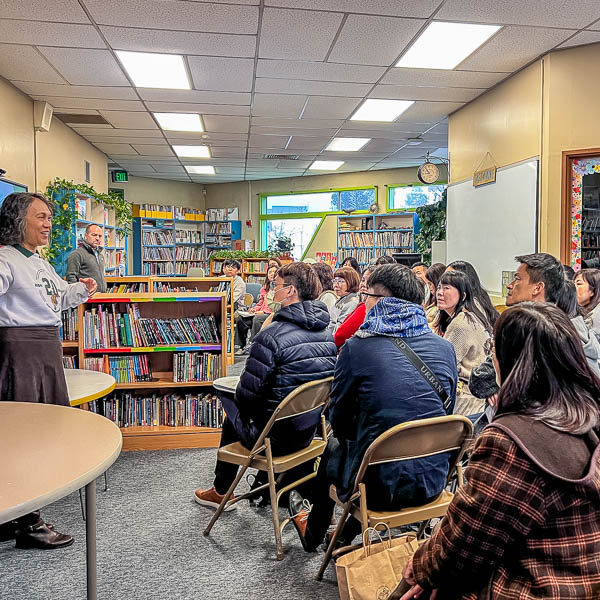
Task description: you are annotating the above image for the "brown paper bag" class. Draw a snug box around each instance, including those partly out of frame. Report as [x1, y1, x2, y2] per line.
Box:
[336, 526, 420, 600]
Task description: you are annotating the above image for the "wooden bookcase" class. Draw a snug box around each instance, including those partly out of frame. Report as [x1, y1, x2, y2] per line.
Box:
[76, 291, 228, 451]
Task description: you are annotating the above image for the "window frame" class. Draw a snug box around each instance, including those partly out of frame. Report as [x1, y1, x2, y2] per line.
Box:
[386, 181, 448, 212]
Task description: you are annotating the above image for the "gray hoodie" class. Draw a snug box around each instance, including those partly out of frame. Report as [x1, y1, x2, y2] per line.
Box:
[571, 315, 600, 376]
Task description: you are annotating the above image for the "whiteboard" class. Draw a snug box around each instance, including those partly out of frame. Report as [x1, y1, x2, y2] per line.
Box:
[446, 159, 538, 295]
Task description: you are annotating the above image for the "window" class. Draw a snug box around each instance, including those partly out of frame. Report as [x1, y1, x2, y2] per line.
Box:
[260, 188, 376, 260]
[388, 184, 446, 211]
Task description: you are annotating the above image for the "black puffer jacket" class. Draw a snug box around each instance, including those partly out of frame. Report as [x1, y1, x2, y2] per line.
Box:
[234, 300, 337, 452]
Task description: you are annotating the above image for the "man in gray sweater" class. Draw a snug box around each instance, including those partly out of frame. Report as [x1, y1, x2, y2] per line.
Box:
[65, 224, 107, 293]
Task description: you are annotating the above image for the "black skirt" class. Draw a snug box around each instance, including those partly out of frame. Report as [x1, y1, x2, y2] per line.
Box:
[0, 326, 69, 406]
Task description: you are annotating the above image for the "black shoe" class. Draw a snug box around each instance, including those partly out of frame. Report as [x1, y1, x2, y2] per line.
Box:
[288, 491, 315, 553]
[0, 521, 17, 542]
[15, 520, 74, 550]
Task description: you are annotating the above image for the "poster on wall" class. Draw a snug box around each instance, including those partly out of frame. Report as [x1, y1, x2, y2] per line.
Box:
[315, 252, 337, 268]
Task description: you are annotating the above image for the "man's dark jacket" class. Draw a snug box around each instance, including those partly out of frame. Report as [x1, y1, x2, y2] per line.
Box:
[65, 240, 107, 293]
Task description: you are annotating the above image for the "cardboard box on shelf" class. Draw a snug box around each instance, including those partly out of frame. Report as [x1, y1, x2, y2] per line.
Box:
[233, 240, 255, 251]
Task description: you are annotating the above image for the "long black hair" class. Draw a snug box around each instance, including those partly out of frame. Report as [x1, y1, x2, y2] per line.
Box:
[436, 270, 494, 334]
[494, 303, 600, 434]
[555, 280, 582, 319]
[425, 262, 446, 308]
[448, 260, 499, 327]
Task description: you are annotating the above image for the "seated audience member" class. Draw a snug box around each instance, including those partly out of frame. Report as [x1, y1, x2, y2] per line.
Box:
[289, 264, 458, 551]
[340, 256, 361, 277]
[195, 262, 337, 509]
[328, 267, 360, 333]
[375, 254, 396, 265]
[435, 270, 493, 417]
[563, 263, 575, 280]
[312, 262, 337, 312]
[424, 263, 446, 326]
[447, 260, 500, 328]
[401, 303, 600, 600]
[411, 261, 430, 303]
[223, 259, 246, 311]
[575, 268, 600, 342]
[333, 266, 372, 349]
[235, 265, 277, 354]
[268, 256, 282, 270]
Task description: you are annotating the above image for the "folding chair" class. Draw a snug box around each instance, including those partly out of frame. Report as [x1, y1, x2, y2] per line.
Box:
[316, 414, 473, 580]
[243, 292, 254, 307]
[203, 376, 333, 560]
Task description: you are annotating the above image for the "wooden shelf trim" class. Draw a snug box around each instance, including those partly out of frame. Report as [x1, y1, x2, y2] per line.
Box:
[121, 425, 220, 436]
[84, 344, 221, 353]
[115, 380, 215, 389]
[61, 340, 79, 347]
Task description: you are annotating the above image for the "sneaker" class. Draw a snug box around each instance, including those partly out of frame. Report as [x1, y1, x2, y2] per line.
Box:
[235, 346, 247, 356]
[194, 487, 237, 512]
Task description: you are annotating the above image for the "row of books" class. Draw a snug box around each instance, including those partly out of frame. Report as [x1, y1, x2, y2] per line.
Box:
[61, 308, 78, 341]
[206, 222, 232, 234]
[208, 280, 231, 303]
[175, 261, 206, 275]
[84, 354, 153, 383]
[175, 246, 204, 260]
[62, 355, 77, 368]
[174, 206, 204, 220]
[244, 260, 268, 272]
[143, 247, 173, 260]
[83, 304, 221, 348]
[152, 282, 200, 292]
[106, 282, 149, 293]
[175, 231, 203, 244]
[105, 250, 126, 268]
[206, 207, 238, 221]
[375, 231, 413, 247]
[340, 249, 372, 265]
[339, 232, 373, 247]
[143, 231, 174, 245]
[245, 275, 263, 284]
[143, 262, 175, 275]
[89, 392, 224, 428]
[104, 231, 125, 247]
[173, 351, 221, 382]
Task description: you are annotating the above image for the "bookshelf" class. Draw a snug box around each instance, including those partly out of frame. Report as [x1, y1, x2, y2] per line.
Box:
[337, 213, 420, 266]
[77, 291, 228, 451]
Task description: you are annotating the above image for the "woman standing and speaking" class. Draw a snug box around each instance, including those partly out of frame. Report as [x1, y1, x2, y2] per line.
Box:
[0, 192, 97, 549]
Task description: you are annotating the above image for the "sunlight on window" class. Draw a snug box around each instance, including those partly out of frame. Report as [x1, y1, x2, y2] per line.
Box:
[265, 218, 322, 261]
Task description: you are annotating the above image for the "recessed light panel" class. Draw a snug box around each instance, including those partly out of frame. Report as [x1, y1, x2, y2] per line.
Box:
[185, 165, 215, 174]
[350, 99, 414, 122]
[173, 145, 211, 158]
[396, 22, 502, 70]
[325, 138, 371, 152]
[154, 113, 204, 132]
[309, 161, 344, 171]
[116, 51, 191, 89]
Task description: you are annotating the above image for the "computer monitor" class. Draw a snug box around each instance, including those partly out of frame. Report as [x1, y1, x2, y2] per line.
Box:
[0, 178, 27, 205]
[392, 253, 422, 267]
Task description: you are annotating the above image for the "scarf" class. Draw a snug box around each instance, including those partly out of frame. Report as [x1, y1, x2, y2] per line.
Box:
[356, 297, 431, 339]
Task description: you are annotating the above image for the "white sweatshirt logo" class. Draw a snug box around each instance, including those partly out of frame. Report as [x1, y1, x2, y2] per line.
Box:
[35, 269, 60, 312]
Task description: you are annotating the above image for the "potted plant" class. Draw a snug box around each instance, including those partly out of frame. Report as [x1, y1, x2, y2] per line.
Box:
[269, 235, 294, 258]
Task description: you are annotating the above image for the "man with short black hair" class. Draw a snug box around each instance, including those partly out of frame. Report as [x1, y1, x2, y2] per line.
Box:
[289, 264, 458, 552]
[65, 223, 107, 293]
[507, 253, 564, 305]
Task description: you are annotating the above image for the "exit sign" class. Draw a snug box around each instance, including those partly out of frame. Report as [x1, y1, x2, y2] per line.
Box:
[111, 170, 128, 183]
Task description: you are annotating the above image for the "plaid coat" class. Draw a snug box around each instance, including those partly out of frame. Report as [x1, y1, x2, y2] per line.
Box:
[412, 421, 600, 599]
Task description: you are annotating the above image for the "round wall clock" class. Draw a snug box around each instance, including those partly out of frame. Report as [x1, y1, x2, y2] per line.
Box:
[417, 161, 440, 185]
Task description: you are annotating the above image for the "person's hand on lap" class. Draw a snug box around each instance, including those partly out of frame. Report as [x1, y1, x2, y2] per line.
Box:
[80, 277, 97, 297]
[399, 558, 437, 600]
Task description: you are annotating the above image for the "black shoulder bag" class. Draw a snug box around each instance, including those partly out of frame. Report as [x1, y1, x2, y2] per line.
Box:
[388, 336, 452, 414]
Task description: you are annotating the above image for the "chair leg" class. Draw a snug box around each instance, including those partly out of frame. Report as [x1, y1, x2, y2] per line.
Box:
[203, 463, 250, 537]
[79, 488, 86, 521]
[103, 470, 109, 492]
[265, 444, 284, 561]
[316, 501, 352, 581]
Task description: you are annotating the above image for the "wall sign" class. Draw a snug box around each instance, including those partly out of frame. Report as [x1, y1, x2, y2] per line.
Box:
[473, 166, 497, 187]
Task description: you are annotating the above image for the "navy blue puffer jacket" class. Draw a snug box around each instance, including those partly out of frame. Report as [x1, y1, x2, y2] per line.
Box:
[234, 300, 337, 452]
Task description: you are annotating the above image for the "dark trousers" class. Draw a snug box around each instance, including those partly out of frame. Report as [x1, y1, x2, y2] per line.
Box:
[236, 315, 253, 348]
[251, 314, 270, 338]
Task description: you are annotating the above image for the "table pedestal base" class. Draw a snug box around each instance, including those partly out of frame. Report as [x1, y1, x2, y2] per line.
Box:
[85, 480, 97, 600]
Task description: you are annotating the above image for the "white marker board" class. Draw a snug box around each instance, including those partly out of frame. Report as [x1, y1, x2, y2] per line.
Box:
[446, 158, 538, 295]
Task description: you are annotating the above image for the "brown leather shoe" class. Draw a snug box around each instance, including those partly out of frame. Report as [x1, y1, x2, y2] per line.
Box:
[15, 520, 74, 550]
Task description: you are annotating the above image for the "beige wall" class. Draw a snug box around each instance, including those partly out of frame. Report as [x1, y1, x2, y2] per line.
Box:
[204, 165, 447, 255]
[115, 176, 205, 209]
[448, 62, 542, 184]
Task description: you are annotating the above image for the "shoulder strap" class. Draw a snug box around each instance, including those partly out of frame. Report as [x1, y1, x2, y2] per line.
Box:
[387, 336, 451, 414]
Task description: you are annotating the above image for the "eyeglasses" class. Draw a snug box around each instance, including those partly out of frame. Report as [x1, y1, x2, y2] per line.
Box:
[272, 283, 292, 292]
[362, 291, 386, 299]
[332, 278, 347, 285]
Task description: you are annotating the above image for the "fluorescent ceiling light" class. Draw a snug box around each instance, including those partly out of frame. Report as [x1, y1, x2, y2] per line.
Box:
[325, 138, 371, 152]
[396, 22, 502, 70]
[154, 113, 204, 132]
[185, 165, 215, 175]
[173, 145, 211, 158]
[116, 51, 191, 89]
[309, 161, 344, 171]
[350, 99, 414, 122]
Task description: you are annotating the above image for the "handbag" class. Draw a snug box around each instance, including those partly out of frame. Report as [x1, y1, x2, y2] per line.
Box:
[387, 337, 452, 414]
[336, 525, 421, 600]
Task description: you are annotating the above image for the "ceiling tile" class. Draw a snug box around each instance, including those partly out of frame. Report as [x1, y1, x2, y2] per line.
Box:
[248, 134, 290, 148]
[361, 139, 407, 153]
[99, 111, 159, 129]
[0, 21, 104, 48]
[138, 89, 250, 105]
[256, 59, 386, 83]
[14, 82, 137, 100]
[255, 78, 372, 96]
[458, 26, 576, 72]
[436, 0, 600, 28]
[118, 164, 157, 173]
[84, 0, 259, 33]
[264, 0, 444, 18]
[86, 136, 166, 145]
[109, 155, 180, 163]
[38, 48, 129, 86]
[145, 102, 250, 116]
[131, 144, 174, 156]
[188, 57, 254, 92]
[0, 0, 90, 23]
[167, 132, 248, 141]
[286, 136, 331, 150]
[210, 147, 247, 158]
[398, 101, 466, 121]
[0, 44, 66, 84]
[203, 115, 250, 133]
[100, 26, 256, 57]
[381, 68, 508, 88]
[252, 94, 307, 118]
[95, 143, 139, 155]
[251, 116, 344, 129]
[150, 165, 186, 173]
[301, 96, 362, 119]
[73, 128, 163, 137]
[259, 8, 343, 60]
[559, 31, 600, 48]
[370, 85, 485, 102]
[328, 15, 425, 66]
[251, 125, 339, 136]
[32, 97, 146, 111]
[54, 108, 100, 116]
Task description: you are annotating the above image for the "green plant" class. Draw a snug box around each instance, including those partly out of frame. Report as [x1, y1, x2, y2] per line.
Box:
[415, 189, 447, 265]
[268, 234, 294, 254]
[207, 249, 280, 260]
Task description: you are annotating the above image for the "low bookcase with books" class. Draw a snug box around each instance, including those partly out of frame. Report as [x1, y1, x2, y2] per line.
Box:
[77, 291, 228, 450]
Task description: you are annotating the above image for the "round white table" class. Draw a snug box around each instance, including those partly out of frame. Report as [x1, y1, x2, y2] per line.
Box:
[212, 375, 240, 394]
[0, 402, 122, 600]
[64, 369, 116, 407]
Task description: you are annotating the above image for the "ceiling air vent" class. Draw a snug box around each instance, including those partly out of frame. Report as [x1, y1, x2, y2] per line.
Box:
[55, 114, 111, 125]
[264, 154, 300, 160]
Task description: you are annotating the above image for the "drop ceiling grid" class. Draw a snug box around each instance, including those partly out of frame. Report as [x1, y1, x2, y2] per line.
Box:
[0, 0, 598, 181]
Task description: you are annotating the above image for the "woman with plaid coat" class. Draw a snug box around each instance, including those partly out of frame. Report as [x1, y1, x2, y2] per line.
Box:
[401, 303, 600, 600]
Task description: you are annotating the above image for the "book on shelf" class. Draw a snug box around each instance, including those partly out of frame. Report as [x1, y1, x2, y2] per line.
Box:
[206, 207, 237, 221]
[208, 280, 231, 303]
[374, 230, 413, 247]
[339, 232, 373, 247]
[89, 392, 224, 428]
[143, 246, 174, 261]
[340, 248, 372, 265]
[245, 275, 263, 284]
[62, 355, 77, 369]
[143, 230, 174, 245]
[60, 308, 78, 341]
[173, 351, 221, 382]
[144, 262, 175, 275]
[83, 304, 221, 349]
[175, 246, 204, 261]
[244, 260, 268, 272]
[175, 230, 203, 244]
[106, 282, 149, 293]
[85, 354, 153, 383]
[152, 282, 200, 292]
